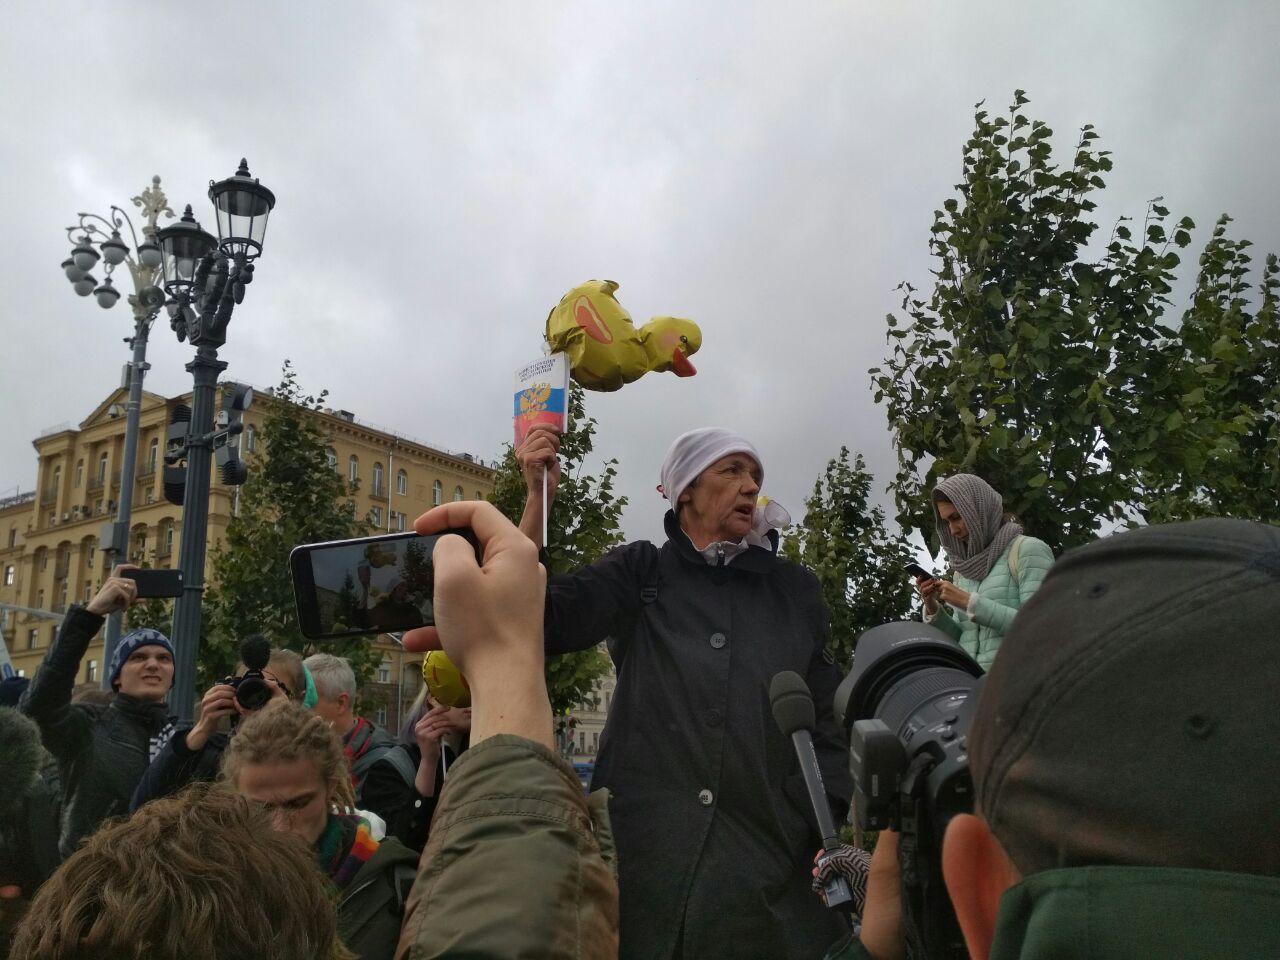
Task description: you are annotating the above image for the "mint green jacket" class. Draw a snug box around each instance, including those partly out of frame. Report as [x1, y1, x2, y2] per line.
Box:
[827, 865, 1280, 959]
[929, 535, 1055, 669]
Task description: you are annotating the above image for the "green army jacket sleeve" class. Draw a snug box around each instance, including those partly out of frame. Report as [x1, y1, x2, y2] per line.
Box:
[396, 734, 619, 959]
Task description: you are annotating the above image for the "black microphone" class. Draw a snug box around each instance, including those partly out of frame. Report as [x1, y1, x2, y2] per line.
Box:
[770, 670, 853, 912]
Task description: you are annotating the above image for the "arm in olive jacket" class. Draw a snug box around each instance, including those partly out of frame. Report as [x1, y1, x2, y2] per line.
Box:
[396, 734, 618, 959]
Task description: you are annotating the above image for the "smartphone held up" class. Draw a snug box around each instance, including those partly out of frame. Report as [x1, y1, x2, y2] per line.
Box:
[290, 529, 480, 641]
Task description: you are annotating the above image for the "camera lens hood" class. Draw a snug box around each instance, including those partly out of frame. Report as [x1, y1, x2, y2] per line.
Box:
[835, 621, 982, 730]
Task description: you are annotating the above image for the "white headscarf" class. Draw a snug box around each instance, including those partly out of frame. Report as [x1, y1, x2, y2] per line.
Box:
[659, 428, 790, 550]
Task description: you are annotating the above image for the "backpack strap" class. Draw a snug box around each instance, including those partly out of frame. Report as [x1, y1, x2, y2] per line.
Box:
[390, 861, 417, 913]
[1007, 535, 1024, 586]
[351, 743, 417, 791]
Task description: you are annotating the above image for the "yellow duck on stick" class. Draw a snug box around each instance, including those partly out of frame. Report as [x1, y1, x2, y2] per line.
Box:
[545, 279, 702, 392]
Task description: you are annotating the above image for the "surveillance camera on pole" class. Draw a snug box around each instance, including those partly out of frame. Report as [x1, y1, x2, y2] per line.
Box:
[214, 382, 253, 486]
[163, 404, 191, 505]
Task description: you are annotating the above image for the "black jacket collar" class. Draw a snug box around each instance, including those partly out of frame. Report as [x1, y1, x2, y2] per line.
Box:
[662, 510, 778, 573]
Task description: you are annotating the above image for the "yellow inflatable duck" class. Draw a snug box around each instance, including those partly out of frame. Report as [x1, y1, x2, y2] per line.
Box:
[545, 280, 702, 392]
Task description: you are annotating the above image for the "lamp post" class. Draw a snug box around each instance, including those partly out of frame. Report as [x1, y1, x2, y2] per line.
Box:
[61, 178, 174, 685]
[157, 159, 275, 718]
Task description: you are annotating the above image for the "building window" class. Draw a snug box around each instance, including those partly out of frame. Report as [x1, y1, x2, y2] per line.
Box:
[432, 480, 442, 505]
[87, 543, 96, 568]
[396, 469, 407, 496]
[39, 550, 48, 572]
[453, 485, 464, 502]
[28, 629, 38, 650]
[397, 512, 407, 532]
[370, 506, 381, 526]
[86, 659, 98, 683]
[3, 565, 12, 586]
[75, 460, 84, 487]
[375, 707, 388, 726]
[592, 732, 600, 752]
[52, 465, 62, 496]
[378, 659, 391, 683]
[372, 462, 384, 495]
[147, 438, 159, 472]
[348, 455, 359, 482]
[50, 624, 58, 645]
[326, 447, 337, 469]
[58, 582, 68, 611]
[475, 490, 484, 501]
[98, 453, 109, 483]
[7, 528, 15, 548]
[245, 424, 256, 452]
[36, 589, 44, 609]
[164, 523, 174, 555]
[579, 732, 586, 752]
[95, 499, 104, 516]
[83, 584, 91, 603]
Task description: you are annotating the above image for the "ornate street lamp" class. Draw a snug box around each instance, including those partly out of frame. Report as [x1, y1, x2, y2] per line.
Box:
[61, 178, 174, 683]
[157, 159, 275, 719]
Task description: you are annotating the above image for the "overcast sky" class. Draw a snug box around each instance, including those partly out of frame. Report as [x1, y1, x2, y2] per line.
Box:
[3, 1, 1277, 548]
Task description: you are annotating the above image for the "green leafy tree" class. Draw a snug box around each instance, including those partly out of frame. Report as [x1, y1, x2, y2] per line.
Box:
[871, 91, 1198, 553]
[1140, 221, 1280, 523]
[782, 448, 918, 666]
[489, 383, 626, 713]
[200, 361, 375, 691]
[126, 596, 173, 634]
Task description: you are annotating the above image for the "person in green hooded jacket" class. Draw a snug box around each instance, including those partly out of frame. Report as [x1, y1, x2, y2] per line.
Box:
[832, 517, 1280, 960]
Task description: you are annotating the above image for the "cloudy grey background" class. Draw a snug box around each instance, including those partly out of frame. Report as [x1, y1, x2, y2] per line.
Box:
[3, 1, 1277, 547]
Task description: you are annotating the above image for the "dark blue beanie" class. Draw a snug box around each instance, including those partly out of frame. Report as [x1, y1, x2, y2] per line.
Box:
[108, 628, 175, 689]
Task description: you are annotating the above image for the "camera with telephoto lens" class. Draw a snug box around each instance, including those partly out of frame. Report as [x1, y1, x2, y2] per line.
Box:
[222, 635, 277, 711]
[834, 621, 984, 960]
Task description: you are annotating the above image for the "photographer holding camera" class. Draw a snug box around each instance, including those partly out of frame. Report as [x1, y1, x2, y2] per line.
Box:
[128, 638, 301, 812]
[831, 518, 1280, 960]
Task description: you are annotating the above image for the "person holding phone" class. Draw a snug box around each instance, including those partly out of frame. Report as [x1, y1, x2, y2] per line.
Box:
[916, 474, 1055, 669]
[18, 565, 178, 860]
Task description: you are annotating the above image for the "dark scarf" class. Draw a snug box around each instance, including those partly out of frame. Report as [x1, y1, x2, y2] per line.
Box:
[343, 716, 376, 788]
[112, 692, 176, 762]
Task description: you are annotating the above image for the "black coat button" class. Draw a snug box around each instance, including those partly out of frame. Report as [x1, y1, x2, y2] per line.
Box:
[704, 709, 723, 727]
[709, 632, 727, 649]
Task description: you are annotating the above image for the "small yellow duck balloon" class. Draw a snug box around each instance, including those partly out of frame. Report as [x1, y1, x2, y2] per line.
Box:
[545, 280, 702, 392]
[422, 650, 470, 708]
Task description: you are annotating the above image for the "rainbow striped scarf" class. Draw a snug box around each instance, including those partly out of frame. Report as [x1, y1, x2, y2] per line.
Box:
[317, 813, 380, 891]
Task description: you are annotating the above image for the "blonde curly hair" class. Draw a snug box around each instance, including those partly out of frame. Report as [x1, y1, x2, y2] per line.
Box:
[221, 700, 356, 811]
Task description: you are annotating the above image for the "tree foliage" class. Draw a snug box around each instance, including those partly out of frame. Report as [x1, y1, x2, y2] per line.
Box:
[489, 383, 626, 713]
[200, 361, 376, 691]
[782, 448, 917, 666]
[872, 91, 1279, 553]
[1140, 222, 1280, 523]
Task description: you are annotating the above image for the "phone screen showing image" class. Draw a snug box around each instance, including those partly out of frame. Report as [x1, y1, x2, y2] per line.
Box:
[290, 530, 478, 640]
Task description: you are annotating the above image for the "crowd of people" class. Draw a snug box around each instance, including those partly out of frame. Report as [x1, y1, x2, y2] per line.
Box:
[1, 422, 1276, 960]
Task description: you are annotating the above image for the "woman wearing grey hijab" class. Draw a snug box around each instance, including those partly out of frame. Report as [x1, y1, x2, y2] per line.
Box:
[915, 474, 1055, 668]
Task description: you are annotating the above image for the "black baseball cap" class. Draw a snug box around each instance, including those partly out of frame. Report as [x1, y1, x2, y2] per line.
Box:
[969, 518, 1280, 877]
